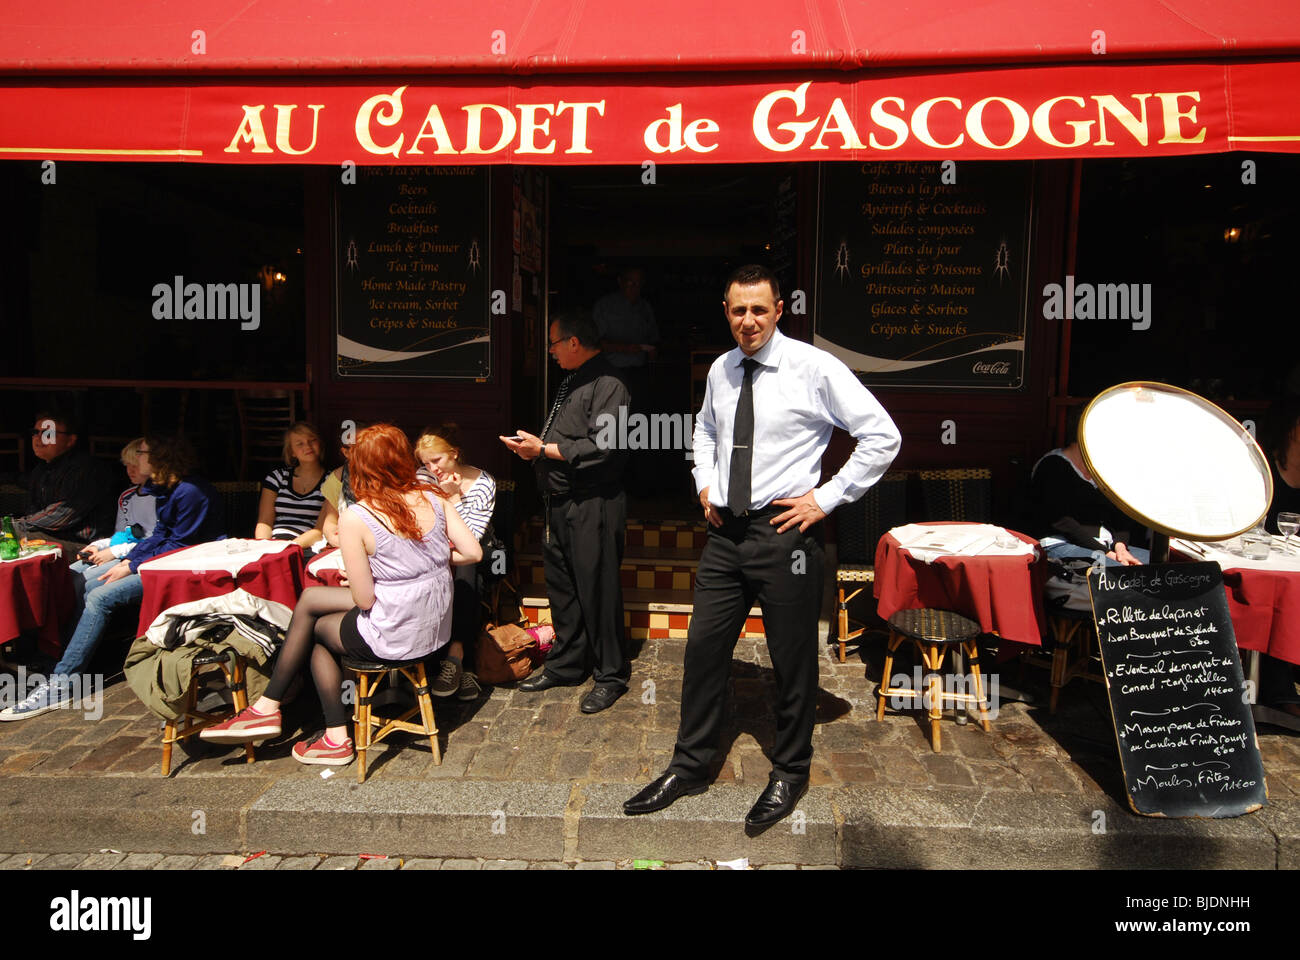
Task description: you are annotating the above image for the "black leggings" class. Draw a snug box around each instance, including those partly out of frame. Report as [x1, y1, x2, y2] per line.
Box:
[264, 586, 355, 728]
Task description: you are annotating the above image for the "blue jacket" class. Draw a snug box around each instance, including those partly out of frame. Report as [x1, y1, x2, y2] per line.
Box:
[127, 477, 226, 572]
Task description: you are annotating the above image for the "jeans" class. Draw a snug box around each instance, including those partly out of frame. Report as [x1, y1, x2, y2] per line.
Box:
[1040, 537, 1151, 566]
[53, 573, 143, 677]
[69, 558, 120, 606]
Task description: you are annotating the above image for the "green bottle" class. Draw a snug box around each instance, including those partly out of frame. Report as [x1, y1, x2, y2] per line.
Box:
[0, 517, 18, 561]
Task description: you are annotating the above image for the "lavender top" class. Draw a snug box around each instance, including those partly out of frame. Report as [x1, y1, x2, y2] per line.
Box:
[348, 492, 452, 660]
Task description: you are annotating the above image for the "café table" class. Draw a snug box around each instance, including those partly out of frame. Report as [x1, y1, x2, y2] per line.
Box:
[873, 521, 1048, 718]
[1171, 535, 1300, 731]
[873, 521, 1048, 646]
[304, 547, 346, 588]
[136, 539, 306, 637]
[0, 547, 73, 659]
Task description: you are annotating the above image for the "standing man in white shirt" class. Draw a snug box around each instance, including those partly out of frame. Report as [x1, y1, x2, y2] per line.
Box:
[624, 264, 901, 828]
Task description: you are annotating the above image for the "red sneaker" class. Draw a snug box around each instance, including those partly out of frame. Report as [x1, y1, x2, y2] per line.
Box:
[199, 705, 281, 744]
[292, 734, 355, 766]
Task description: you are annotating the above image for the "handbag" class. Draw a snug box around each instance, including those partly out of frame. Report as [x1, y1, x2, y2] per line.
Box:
[476, 622, 541, 684]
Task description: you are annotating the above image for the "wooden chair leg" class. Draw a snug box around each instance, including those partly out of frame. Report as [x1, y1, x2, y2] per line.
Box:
[877, 631, 903, 721]
[355, 671, 371, 784]
[837, 587, 848, 663]
[227, 658, 255, 764]
[410, 664, 442, 766]
[922, 642, 943, 752]
[965, 640, 991, 732]
[161, 720, 176, 777]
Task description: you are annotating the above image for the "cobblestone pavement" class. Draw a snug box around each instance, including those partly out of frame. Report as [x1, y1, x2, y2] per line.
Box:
[3, 631, 1299, 808]
[0, 852, 831, 870]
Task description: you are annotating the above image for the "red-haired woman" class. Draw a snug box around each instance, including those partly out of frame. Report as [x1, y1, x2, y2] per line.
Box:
[203, 424, 482, 764]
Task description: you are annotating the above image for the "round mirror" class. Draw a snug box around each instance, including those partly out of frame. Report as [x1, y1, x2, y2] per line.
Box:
[1078, 382, 1271, 541]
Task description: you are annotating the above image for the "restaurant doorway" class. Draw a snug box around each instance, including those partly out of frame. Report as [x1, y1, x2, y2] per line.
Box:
[545, 163, 798, 510]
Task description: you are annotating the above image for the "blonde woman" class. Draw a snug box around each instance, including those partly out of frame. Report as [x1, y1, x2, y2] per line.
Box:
[256, 422, 328, 547]
[416, 424, 496, 699]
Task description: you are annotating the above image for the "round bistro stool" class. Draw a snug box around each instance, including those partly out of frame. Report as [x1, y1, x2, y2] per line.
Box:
[161, 647, 253, 776]
[343, 656, 441, 783]
[876, 609, 991, 752]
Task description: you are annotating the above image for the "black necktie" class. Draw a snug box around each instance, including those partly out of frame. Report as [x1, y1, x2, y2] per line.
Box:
[728, 358, 759, 514]
[540, 373, 574, 441]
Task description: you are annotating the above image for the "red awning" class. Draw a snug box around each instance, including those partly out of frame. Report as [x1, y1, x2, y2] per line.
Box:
[2, 0, 1299, 163]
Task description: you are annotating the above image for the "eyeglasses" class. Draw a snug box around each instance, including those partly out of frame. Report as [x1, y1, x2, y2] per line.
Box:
[548, 337, 570, 347]
[29, 428, 70, 437]
[137, 448, 150, 455]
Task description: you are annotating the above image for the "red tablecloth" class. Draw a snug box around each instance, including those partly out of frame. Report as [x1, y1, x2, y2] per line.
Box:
[872, 523, 1047, 646]
[1168, 548, 1300, 666]
[136, 542, 306, 635]
[0, 551, 73, 657]
[304, 547, 346, 588]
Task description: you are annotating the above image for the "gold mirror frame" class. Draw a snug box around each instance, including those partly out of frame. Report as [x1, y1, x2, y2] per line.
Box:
[1077, 381, 1272, 542]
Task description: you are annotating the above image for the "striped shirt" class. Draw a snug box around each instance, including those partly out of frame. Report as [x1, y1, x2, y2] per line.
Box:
[416, 468, 496, 541]
[261, 466, 327, 539]
[457, 471, 496, 541]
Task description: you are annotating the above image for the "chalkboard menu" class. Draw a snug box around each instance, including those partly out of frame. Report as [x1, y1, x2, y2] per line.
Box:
[815, 161, 1031, 389]
[1087, 562, 1266, 818]
[336, 167, 491, 379]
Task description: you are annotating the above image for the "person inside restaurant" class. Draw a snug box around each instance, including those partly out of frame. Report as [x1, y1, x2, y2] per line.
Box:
[1256, 396, 1300, 716]
[255, 422, 328, 548]
[19, 410, 116, 554]
[68, 438, 157, 605]
[415, 424, 496, 700]
[317, 421, 370, 549]
[200, 424, 481, 766]
[1028, 404, 1150, 567]
[1, 434, 224, 721]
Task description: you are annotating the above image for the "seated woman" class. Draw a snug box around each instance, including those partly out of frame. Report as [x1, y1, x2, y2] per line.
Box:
[415, 424, 497, 700]
[316, 421, 371, 549]
[201, 424, 482, 765]
[70, 438, 158, 604]
[256, 422, 328, 548]
[1028, 404, 1150, 567]
[1, 434, 224, 721]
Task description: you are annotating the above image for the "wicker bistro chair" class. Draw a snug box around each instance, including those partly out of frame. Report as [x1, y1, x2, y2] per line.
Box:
[876, 608, 992, 752]
[1020, 606, 1105, 713]
[344, 655, 441, 783]
[211, 481, 262, 538]
[161, 647, 254, 776]
[835, 471, 908, 662]
[918, 467, 992, 523]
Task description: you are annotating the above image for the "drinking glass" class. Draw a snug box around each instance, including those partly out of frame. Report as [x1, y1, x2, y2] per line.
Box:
[1278, 512, 1300, 554]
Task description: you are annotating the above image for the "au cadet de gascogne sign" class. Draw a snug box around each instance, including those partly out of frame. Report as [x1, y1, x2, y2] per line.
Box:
[7, 61, 1258, 165]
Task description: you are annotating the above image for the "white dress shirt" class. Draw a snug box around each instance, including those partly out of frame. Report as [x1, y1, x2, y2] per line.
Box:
[692, 327, 901, 515]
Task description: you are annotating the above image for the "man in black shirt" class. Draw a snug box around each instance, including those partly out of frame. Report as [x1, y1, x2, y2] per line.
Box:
[501, 311, 632, 713]
[21, 411, 114, 553]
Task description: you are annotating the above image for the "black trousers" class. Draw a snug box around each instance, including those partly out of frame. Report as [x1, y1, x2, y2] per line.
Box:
[542, 491, 629, 689]
[668, 509, 825, 783]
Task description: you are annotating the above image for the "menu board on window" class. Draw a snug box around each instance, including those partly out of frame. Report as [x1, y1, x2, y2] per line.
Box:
[336, 166, 490, 379]
[815, 161, 1032, 389]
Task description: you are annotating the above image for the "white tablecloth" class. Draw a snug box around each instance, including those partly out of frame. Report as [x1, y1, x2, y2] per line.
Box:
[889, 523, 1037, 564]
[137, 539, 295, 574]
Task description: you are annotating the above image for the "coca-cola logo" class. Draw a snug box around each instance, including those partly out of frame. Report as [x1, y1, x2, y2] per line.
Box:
[972, 360, 1011, 375]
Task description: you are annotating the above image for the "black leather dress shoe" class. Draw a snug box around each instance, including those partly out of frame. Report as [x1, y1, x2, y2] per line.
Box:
[580, 685, 625, 714]
[517, 671, 575, 692]
[623, 772, 707, 815]
[745, 777, 808, 828]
